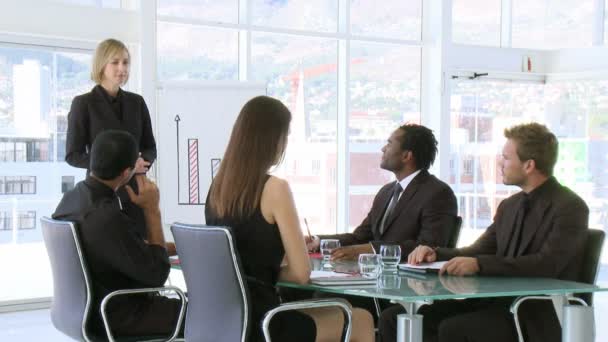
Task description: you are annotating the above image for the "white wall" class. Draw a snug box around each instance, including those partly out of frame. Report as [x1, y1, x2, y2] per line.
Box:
[448, 44, 550, 74]
[545, 47, 608, 74]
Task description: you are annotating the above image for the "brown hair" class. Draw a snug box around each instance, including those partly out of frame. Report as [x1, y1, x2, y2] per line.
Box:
[504, 122, 558, 176]
[209, 96, 292, 219]
[90, 38, 130, 84]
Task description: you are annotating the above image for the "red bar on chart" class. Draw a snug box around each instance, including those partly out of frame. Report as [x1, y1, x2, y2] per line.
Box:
[188, 139, 199, 204]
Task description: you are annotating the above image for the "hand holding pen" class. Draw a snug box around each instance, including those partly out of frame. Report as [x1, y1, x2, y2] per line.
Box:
[304, 218, 312, 238]
[304, 218, 320, 252]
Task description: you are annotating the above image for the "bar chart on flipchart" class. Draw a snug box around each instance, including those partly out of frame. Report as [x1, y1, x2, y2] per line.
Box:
[172, 114, 222, 206]
[157, 81, 266, 224]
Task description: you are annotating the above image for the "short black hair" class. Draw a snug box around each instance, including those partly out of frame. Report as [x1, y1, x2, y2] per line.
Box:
[397, 124, 438, 170]
[90, 130, 138, 180]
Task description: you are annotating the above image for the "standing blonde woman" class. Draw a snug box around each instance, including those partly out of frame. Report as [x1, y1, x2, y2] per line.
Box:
[66, 38, 156, 239]
[205, 96, 374, 342]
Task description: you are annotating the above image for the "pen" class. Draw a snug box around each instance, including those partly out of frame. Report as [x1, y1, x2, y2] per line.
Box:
[304, 218, 312, 238]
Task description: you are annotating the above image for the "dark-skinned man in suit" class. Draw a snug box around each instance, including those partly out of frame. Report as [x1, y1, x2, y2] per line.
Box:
[307, 123, 457, 261]
[303, 124, 458, 320]
[379, 122, 589, 342]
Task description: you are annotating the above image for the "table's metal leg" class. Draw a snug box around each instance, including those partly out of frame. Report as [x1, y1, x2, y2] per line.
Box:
[562, 303, 595, 342]
[393, 301, 431, 342]
[551, 294, 566, 326]
[397, 313, 407, 341]
[397, 313, 423, 342]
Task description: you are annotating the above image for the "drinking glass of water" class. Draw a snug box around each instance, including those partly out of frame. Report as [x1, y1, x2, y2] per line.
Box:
[320, 239, 340, 263]
[380, 244, 401, 272]
[358, 254, 382, 279]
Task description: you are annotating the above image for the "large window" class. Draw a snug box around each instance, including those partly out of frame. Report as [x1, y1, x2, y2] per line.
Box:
[158, 0, 237, 23]
[0, 44, 92, 302]
[452, 0, 598, 49]
[350, 0, 422, 40]
[157, 22, 239, 81]
[544, 80, 608, 234]
[606, 1, 608, 45]
[512, 0, 594, 49]
[348, 42, 421, 227]
[452, 0, 501, 46]
[158, 1, 422, 234]
[251, 33, 339, 230]
[251, 0, 338, 32]
[50, 0, 138, 10]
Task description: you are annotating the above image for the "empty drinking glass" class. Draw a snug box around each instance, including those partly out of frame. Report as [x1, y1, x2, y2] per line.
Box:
[320, 239, 340, 263]
[380, 244, 401, 272]
[358, 253, 382, 279]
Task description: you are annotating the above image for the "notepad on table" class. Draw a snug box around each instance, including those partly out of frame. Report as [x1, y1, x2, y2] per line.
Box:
[308, 252, 322, 259]
[398, 261, 447, 273]
[310, 270, 377, 286]
[169, 256, 180, 266]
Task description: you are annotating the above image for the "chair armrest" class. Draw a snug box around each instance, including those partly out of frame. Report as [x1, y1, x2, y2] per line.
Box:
[100, 286, 187, 342]
[262, 298, 353, 342]
[509, 295, 587, 342]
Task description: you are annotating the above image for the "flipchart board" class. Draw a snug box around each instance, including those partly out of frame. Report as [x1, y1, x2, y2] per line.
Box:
[156, 81, 267, 225]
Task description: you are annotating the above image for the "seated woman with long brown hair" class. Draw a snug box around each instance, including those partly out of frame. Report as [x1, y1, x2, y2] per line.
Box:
[205, 96, 374, 342]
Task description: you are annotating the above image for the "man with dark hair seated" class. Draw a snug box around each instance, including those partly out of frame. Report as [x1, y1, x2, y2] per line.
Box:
[307, 123, 457, 263]
[53, 129, 183, 337]
[303, 124, 457, 319]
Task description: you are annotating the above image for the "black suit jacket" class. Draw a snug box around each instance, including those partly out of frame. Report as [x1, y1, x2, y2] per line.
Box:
[52, 177, 170, 335]
[65, 85, 157, 169]
[436, 177, 589, 342]
[321, 170, 458, 257]
[437, 177, 588, 279]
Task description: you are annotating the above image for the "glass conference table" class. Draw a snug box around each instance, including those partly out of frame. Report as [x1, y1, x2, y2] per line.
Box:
[277, 259, 608, 342]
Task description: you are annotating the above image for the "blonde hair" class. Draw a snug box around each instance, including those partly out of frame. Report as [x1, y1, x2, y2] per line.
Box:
[90, 38, 130, 84]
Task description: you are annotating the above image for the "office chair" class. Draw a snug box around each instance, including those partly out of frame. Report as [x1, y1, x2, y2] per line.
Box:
[510, 228, 605, 342]
[171, 223, 353, 342]
[41, 217, 186, 342]
[576, 228, 605, 306]
[447, 216, 463, 248]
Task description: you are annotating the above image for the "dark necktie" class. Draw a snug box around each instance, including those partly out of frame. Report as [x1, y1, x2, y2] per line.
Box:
[379, 182, 403, 234]
[506, 194, 530, 257]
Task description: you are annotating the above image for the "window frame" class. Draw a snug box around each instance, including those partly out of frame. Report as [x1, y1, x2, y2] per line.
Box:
[154, 0, 424, 233]
[450, 0, 607, 48]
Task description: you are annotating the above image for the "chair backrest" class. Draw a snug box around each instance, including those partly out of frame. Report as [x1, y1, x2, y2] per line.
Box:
[447, 216, 463, 248]
[577, 228, 605, 305]
[41, 216, 93, 342]
[171, 223, 249, 342]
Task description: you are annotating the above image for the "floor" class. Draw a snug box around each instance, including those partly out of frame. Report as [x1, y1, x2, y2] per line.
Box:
[1, 309, 68, 342]
[2, 292, 608, 341]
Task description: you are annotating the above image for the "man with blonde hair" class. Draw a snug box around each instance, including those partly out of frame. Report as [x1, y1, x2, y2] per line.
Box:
[379, 122, 589, 342]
